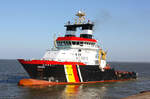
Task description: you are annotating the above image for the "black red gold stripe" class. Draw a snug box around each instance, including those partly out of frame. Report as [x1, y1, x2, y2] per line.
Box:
[64, 65, 80, 82]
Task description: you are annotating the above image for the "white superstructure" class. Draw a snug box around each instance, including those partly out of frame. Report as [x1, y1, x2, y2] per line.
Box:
[43, 11, 107, 68]
[43, 43, 99, 65]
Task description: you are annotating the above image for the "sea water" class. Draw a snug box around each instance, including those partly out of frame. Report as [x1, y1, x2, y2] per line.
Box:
[0, 59, 150, 99]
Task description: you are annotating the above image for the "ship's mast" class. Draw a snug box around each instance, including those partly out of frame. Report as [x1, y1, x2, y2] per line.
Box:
[65, 11, 94, 39]
[75, 11, 86, 24]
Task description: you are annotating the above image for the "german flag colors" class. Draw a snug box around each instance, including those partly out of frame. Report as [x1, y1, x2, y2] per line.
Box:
[64, 65, 82, 82]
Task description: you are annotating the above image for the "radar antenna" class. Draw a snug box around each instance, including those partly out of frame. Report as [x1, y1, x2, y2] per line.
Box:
[75, 11, 86, 24]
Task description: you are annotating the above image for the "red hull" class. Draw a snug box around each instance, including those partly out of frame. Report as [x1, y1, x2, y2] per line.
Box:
[18, 59, 86, 65]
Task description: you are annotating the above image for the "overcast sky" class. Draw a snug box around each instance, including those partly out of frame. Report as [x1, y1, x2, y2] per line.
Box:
[0, 0, 150, 62]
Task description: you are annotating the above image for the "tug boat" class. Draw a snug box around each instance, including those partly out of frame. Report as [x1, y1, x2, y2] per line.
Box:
[18, 11, 137, 86]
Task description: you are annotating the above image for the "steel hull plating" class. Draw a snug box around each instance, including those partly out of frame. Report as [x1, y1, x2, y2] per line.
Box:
[19, 60, 137, 85]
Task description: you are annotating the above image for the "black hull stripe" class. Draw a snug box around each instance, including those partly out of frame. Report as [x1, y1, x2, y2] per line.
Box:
[20, 63, 137, 83]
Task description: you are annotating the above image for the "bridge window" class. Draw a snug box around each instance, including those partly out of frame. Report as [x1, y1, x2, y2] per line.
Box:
[69, 41, 71, 45]
[64, 41, 71, 46]
[80, 42, 83, 45]
[72, 41, 76, 45]
[57, 41, 96, 47]
[65, 41, 69, 45]
[80, 42, 83, 46]
[57, 42, 59, 46]
[77, 42, 79, 45]
[62, 41, 65, 46]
